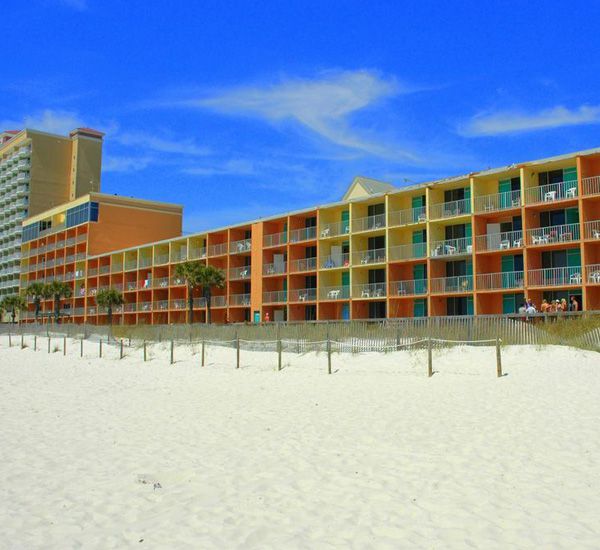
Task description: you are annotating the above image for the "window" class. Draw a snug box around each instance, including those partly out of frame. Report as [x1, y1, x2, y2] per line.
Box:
[445, 224, 466, 240]
[22, 223, 39, 242]
[66, 201, 99, 228]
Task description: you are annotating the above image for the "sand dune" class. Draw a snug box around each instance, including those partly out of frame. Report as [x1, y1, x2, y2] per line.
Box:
[0, 340, 598, 549]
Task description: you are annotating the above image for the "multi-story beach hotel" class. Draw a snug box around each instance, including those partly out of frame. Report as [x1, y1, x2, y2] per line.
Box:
[13, 135, 600, 324]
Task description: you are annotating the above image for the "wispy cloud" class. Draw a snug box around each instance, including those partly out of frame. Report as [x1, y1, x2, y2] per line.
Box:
[460, 104, 600, 137]
[114, 131, 211, 156]
[0, 109, 83, 135]
[153, 70, 422, 162]
[103, 155, 153, 173]
[183, 159, 256, 177]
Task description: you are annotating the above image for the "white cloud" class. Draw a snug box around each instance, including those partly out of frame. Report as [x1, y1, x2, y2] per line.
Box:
[183, 159, 256, 177]
[0, 109, 83, 135]
[103, 155, 153, 173]
[115, 131, 211, 156]
[159, 70, 420, 161]
[460, 105, 600, 137]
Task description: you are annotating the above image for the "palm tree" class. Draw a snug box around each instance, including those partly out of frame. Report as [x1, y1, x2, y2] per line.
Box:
[1, 294, 27, 324]
[45, 281, 73, 324]
[174, 262, 226, 324]
[95, 288, 124, 326]
[26, 282, 49, 323]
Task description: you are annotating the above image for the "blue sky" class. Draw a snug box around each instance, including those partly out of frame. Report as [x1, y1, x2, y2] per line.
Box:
[2, 0, 600, 232]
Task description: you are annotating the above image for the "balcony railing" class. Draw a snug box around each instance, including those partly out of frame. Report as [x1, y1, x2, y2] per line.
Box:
[263, 231, 287, 248]
[430, 237, 472, 257]
[154, 300, 169, 311]
[353, 282, 386, 299]
[230, 293, 251, 306]
[389, 279, 427, 296]
[192, 297, 207, 308]
[525, 181, 578, 204]
[430, 275, 473, 294]
[319, 220, 350, 239]
[189, 247, 206, 259]
[153, 276, 170, 289]
[211, 295, 227, 307]
[170, 275, 185, 286]
[352, 213, 386, 233]
[229, 265, 251, 280]
[475, 230, 523, 252]
[263, 290, 287, 303]
[388, 206, 426, 226]
[208, 242, 228, 257]
[289, 288, 317, 302]
[125, 260, 138, 270]
[170, 249, 187, 262]
[476, 271, 524, 290]
[263, 262, 286, 275]
[289, 226, 317, 243]
[353, 247, 386, 265]
[526, 223, 580, 245]
[289, 257, 317, 272]
[319, 285, 351, 300]
[586, 264, 600, 284]
[139, 257, 152, 268]
[582, 176, 600, 196]
[584, 220, 600, 240]
[320, 253, 350, 269]
[430, 198, 471, 219]
[474, 190, 521, 212]
[527, 266, 582, 287]
[229, 238, 251, 254]
[388, 242, 427, 261]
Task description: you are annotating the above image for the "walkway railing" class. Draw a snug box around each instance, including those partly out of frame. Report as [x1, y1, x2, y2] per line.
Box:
[475, 230, 523, 252]
[430, 275, 473, 294]
[388, 206, 426, 226]
[474, 190, 521, 212]
[525, 180, 578, 204]
[527, 266, 582, 287]
[430, 198, 471, 219]
[430, 237, 472, 257]
[526, 223, 580, 245]
[476, 271, 524, 290]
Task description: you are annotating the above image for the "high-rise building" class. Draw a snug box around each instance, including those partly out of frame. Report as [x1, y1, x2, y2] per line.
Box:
[0, 127, 103, 298]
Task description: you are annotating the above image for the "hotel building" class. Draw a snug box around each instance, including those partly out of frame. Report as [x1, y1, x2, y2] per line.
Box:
[18, 146, 600, 324]
[0, 127, 103, 299]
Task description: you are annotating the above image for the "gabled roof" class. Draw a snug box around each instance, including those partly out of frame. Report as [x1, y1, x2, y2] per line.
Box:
[342, 176, 396, 201]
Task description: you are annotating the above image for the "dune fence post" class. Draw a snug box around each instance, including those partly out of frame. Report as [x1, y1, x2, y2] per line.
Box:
[120, 339, 124, 360]
[427, 337, 433, 377]
[99, 339, 102, 358]
[236, 334, 240, 369]
[34, 335, 37, 351]
[201, 339, 205, 367]
[20, 333, 24, 349]
[8, 332, 12, 347]
[47, 336, 51, 354]
[170, 339, 174, 365]
[327, 337, 332, 375]
[80, 337, 84, 358]
[63, 335, 67, 356]
[496, 337, 502, 378]
[277, 323, 282, 371]
[143, 340, 147, 362]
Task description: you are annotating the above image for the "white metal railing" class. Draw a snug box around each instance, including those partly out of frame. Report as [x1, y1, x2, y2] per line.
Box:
[289, 288, 317, 302]
[388, 206, 426, 226]
[189, 247, 206, 259]
[170, 275, 185, 286]
[430, 237, 472, 257]
[474, 190, 521, 212]
[192, 297, 207, 308]
[123, 303, 136, 313]
[125, 259, 138, 270]
[229, 265, 251, 280]
[319, 285, 351, 300]
[527, 266, 583, 287]
[430, 198, 471, 219]
[353, 282, 386, 299]
[526, 223, 580, 245]
[263, 262, 287, 275]
[582, 176, 600, 196]
[154, 300, 169, 311]
[389, 279, 427, 296]
[430, 275, 473, 294]
[229, 238, 251, 254]
[320, 253, 350, 269]
[476, 271, 524, 290]
[170, 249, 187, 262]
[586, 264, 600, 284]
[352, 213, 386, 233]
[475, 230, 523, 252]
[584, 220, 600, 240]
[208, 242, 228, 257]
[139, 257, 152, 268]
[525, 181, 578, 204]
[353, 247, 386, 265]
[263, 231, 287, 248]
[289, 257, 317, 272]
[211, 295, 227, 307]
[230, 293, 251, 306]
[289, 226, 317, 243]
[153, 276, 170, 289]
[262, 290, 287, 303]
[138, 301, 153, 312]
[388, 242, 427, 261]
[319, 220, 350, 239]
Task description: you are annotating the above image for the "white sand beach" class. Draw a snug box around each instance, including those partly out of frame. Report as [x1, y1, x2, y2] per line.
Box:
[0, 339, 599, 549]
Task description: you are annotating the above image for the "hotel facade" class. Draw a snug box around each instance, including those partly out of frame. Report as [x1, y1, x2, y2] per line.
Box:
[17, 146, 600, 324]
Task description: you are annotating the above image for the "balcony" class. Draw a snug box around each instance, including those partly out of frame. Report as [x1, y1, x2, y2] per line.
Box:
[389, 279, 427, 296]
[430, 198, 471, 220]
[263, 231, 287, 248]
[475, 230, 523, 253]
[525, 181, 578, 205]
[189, 247, 207, 260]
[584, 220, 600, 240]
[229, 238, 251, 254]
[211, 296, 227, 308]
[263, 290, 287, 304]
[586, 264, 600, 284]
[353, 282, 386, 299]
[229, 265, 251, 280]
[474, 190, 521, 213]
[527, 266, 582, 287]
[139, 257, 152, 268]
[208, 242, 228, 257]
[230, 293, 251, 306]
[170, 249, 187, 263]
[388, 206, 426, 226]
[352, 247, 386, 266]
[289, 226, 317, 243]
[352, 213, 386, 233]
[192, 297, 207, 308]
[263, 262, 286, 276]
[289, 257, 317, 273]
[320, 253, 350, 269]
[526, 223, 580, 246]
[476, 271, 524, 291]
[319, 220, 350, 239]
[153, 276, 170, 289]
[388, 242, 427, 261]
[430, 275, 473, 294]
[582, 176, 600, 196]
[154, 300, 169, 311]
[125, 260, 138, 271]
[319, 285, 351, 300]
[430, 237, 472, 257]
[289, 288, 317, 302]
[170, 275, 185, 286]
